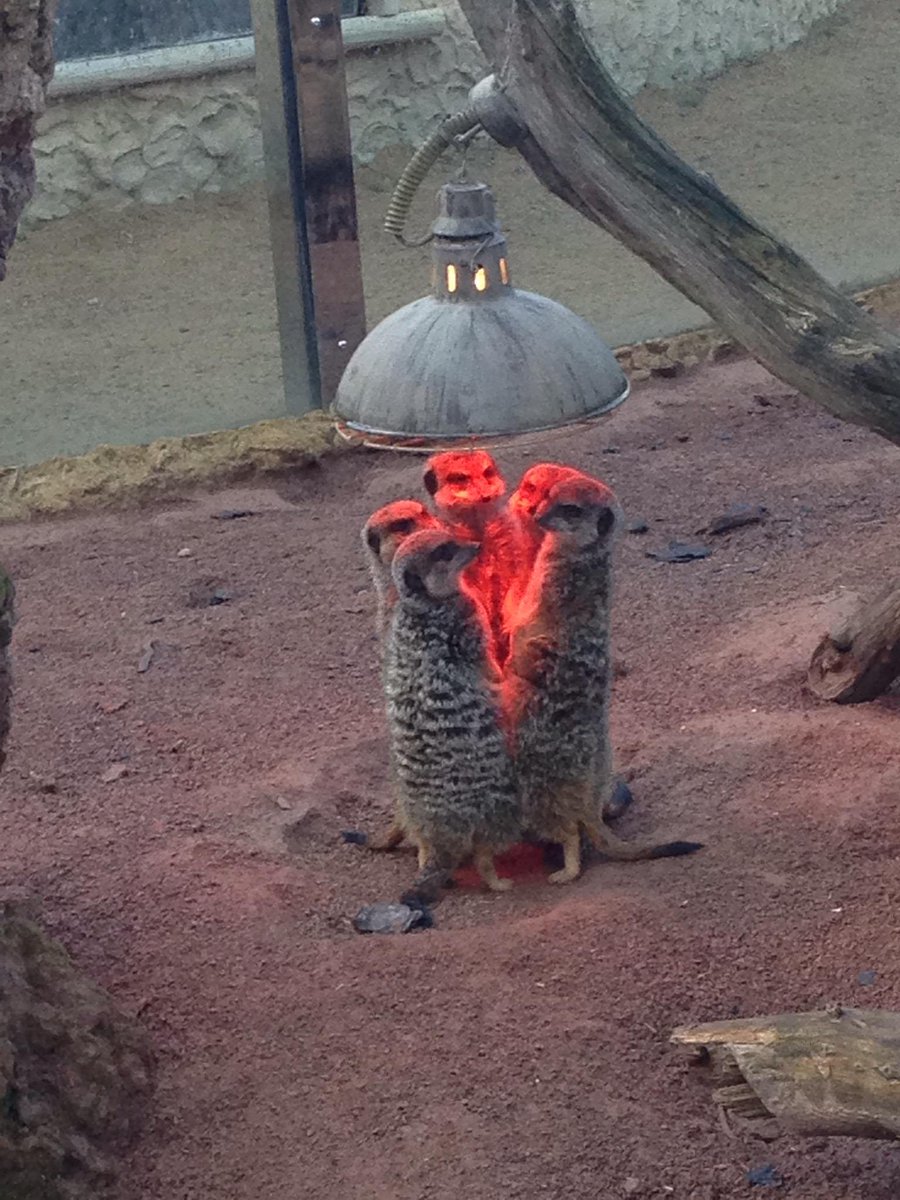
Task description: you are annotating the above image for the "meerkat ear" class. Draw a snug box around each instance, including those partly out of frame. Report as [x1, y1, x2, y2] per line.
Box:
[403, 567, 428, 597]
[423, 469, 438, 496]
[365, 528, 381, 554]
[596, 507, 616, 538]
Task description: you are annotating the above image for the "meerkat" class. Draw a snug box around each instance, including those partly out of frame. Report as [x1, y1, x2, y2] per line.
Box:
[508, 463, 633, 825]
[0, 566, 15, 772]
[356, 500, 499, 856]
[361, 500, 443, 640]
[384, 528, 520, 901]
[507, 473, 702, 884]
[422, 449, 524, 665]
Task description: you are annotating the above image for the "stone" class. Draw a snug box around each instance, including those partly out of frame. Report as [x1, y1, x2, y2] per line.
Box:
[108, 149, 148, 191]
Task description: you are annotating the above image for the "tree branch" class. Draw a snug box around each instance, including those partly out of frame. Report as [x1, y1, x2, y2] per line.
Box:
[457, 0, 900, 445]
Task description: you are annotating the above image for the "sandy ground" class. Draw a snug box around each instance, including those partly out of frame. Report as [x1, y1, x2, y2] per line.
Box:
[2, 354, 900, 1198]
[2, 0, 900, 466]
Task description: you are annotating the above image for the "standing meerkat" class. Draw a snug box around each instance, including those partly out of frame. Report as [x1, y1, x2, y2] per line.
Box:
[361, 500, 443, 640]
[507, 473, 702, 884]
[0, 566, 15, 772]
[508, 462, 632, 825]
[384, 528, 520, 900]
[423, 449, 524, 665]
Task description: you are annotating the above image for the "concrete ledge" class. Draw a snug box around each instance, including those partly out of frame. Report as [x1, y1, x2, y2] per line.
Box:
[49, 9, 447, 99]
[3, 278, 897, 525]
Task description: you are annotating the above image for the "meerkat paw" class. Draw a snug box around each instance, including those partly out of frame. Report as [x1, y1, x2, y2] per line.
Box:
[547, 830, 582, 884]
[474, 845, 512, 893]
[547, 865, 581, 885]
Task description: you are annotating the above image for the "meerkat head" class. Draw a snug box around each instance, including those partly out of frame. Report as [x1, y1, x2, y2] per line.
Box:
[510, 463, 584, 521]
[422, 450, 506, 531]
[533, 474, 620, 548]
[391, 529, 481, 605]
[362, 500, 441, 569]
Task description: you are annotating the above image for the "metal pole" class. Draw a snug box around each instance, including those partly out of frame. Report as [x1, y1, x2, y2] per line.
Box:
[250, 0, 367, 414]
[250, 0, 322, 414]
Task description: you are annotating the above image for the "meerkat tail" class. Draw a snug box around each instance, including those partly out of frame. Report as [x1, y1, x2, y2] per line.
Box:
[584, 820, 704, 862]
[366, 822, 406, 852]
[401, 867, 455, 908]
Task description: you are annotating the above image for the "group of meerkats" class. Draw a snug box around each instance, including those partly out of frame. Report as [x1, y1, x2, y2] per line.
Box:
[357, 449, 702, 904]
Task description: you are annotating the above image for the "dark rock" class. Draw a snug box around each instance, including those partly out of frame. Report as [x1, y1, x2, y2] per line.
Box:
[626, 519, 649, 535]
[646, 541, 712, 563]
[747, 1163, 784, 1187]
[352, 902, 430, 935]
[211, 509, 255, 520]
[0, 912, 154, 1199]
[341, 830, 368, 846]
[857, 969, 877, 987]
[699, 504, 768, 536]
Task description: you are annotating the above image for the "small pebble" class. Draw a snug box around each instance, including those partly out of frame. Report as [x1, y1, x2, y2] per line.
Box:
[176, 547, 193, 558]
[352, 902, 429, 935]
[747, 1163, 784, 1188]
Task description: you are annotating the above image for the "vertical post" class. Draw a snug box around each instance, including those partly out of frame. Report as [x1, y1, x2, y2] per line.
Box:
[251, 0, 322, 414]
[288, 0, 367, 400]
[251, 0, 367, 414]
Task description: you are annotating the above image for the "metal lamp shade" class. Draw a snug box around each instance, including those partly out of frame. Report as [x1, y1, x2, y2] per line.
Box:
[332, 181, 629, 442]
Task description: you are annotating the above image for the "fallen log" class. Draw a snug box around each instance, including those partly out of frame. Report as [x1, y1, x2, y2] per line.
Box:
[456, 0, 900, 446]
[808, 581, 900, 703]
[671, 1007, 900, 1140]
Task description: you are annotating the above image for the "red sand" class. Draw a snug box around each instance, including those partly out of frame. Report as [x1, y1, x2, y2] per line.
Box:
[3, 356, 900, 1199]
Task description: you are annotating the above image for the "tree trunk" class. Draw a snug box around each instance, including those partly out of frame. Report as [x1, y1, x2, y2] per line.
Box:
[671, 1007, 900, 1141]
[0, 0, 57, 281]
[456, 0, 900, 446]
[807, 581, 900, 703]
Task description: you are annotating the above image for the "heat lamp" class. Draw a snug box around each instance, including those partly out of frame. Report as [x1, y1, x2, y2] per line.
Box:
[332, 76, 629, 450]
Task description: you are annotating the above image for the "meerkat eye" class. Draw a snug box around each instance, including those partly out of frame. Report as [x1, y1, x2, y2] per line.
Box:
[365, 529, 381, 553]
[483, 466, 497, 480]
[596, 507, 616, 537]
[429, 542, 458, 563]
[555, 503, 584, 520]
[403, 567, 428, 596]
[388, 518, 415, 536]
[446, 473, 468, 486]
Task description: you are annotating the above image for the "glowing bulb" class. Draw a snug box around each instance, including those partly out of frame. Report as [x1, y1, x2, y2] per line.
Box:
[474, 267, 488, 292]
[447, 264, 458, 293]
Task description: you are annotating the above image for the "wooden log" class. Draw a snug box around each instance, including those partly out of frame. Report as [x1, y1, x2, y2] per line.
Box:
[671, 1007, 900, 1140]
[807, 581, 900, 703]
[456, 0, 900, 446]
[0, 0, 57, 281]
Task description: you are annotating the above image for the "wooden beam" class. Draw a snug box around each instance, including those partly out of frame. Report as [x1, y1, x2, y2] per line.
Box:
[288, 0, 367, 401]
[807, 580, 900, 703]
[672, 1007, 900, 1140]
[456, 0, 900, 446]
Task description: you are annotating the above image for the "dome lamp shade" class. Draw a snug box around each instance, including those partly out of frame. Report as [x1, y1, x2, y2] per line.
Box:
[332, 179, 629, 449]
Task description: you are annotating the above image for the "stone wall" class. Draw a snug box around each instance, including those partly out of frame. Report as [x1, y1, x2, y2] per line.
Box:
[28, 0, 847, 224]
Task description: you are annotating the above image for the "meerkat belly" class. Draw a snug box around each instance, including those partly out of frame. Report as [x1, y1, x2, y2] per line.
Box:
[386, 626, 519, 851]
[515, 628, 610, 827]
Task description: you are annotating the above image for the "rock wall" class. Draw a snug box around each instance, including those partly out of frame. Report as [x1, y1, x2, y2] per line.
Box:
[28, 0, 847, 224]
